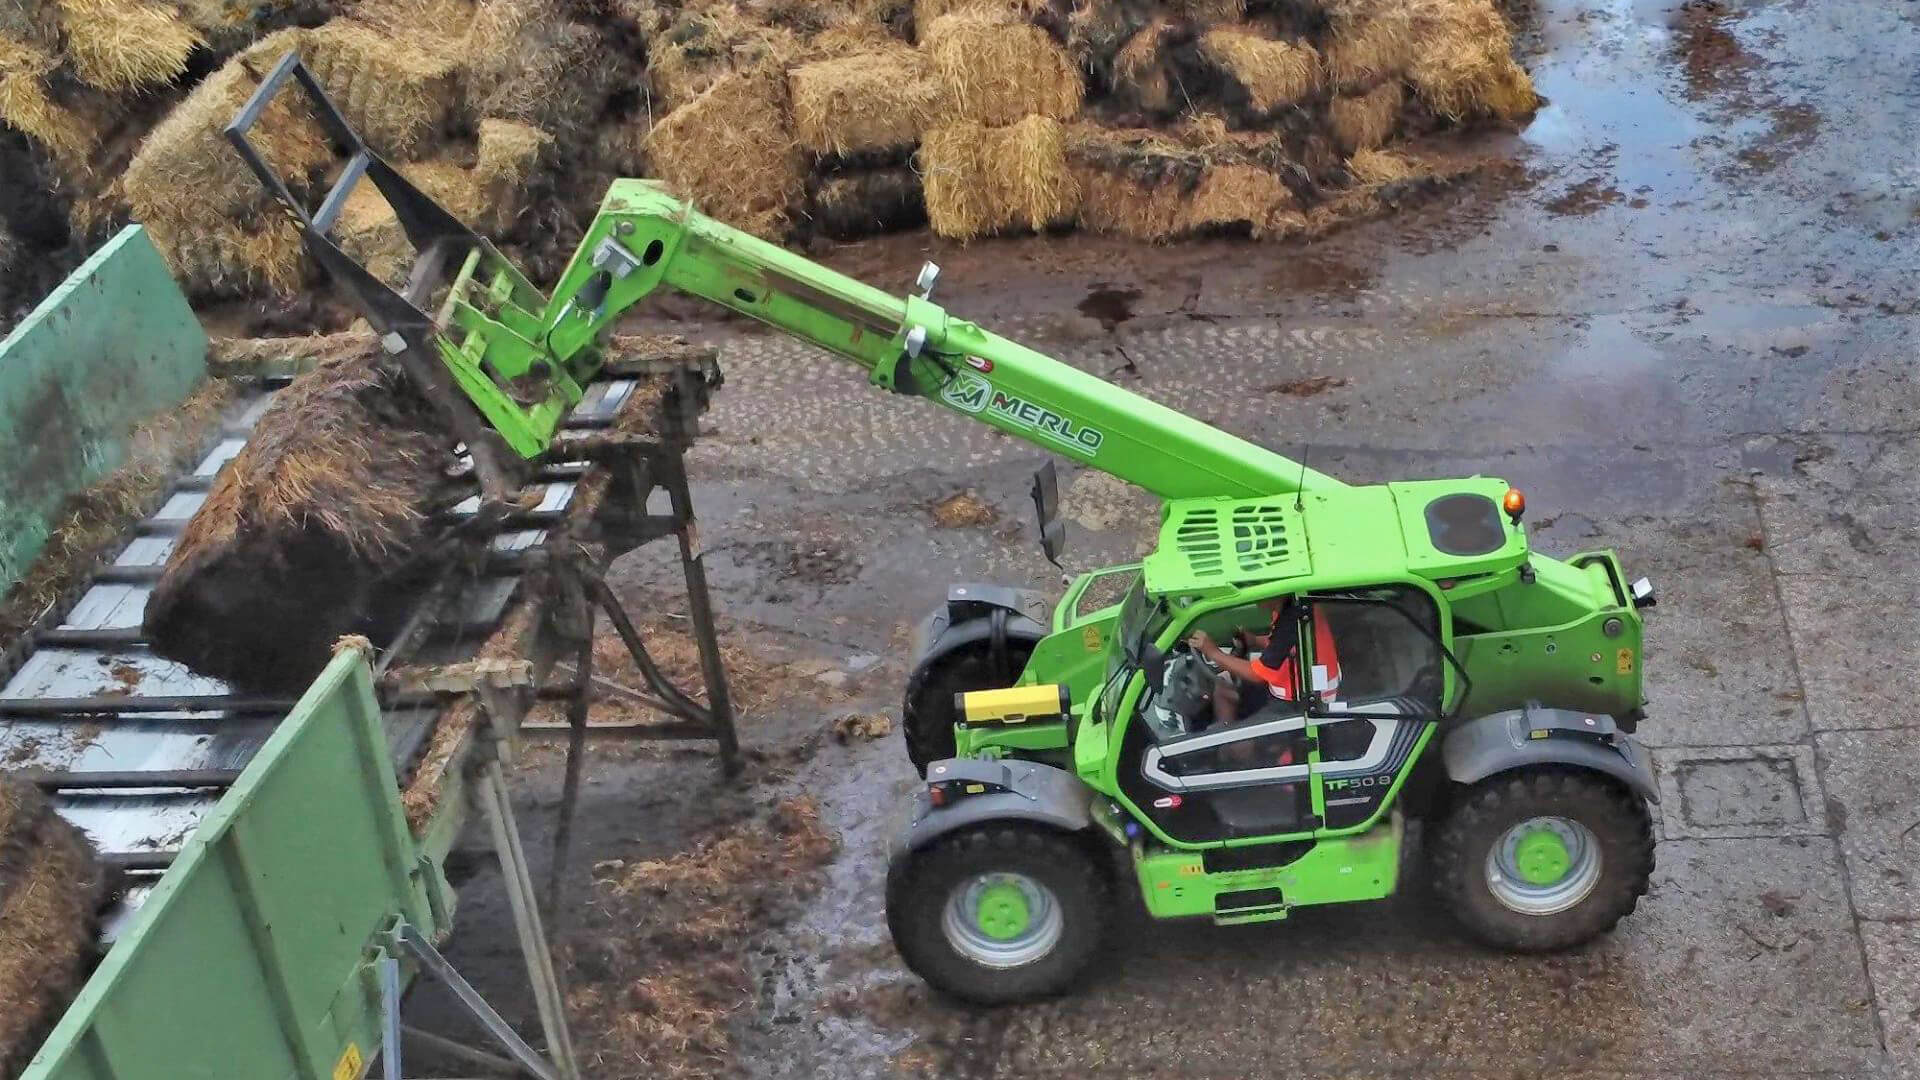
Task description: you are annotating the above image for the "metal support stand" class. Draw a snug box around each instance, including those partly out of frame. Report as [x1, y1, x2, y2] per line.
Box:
[475, 758, 579, 1080]
[662, 452, 742, 773]
[544, 581, 595, 927]
[536, 428, 743, 930]
[377, 919, 560, 1080]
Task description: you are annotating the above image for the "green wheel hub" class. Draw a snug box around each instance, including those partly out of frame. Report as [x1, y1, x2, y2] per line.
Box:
[1512, 825, 1574, 885]
[1485, 815, 1603, 916]
[975, 881, 1033, 939]
[941, 871, 1064, 969]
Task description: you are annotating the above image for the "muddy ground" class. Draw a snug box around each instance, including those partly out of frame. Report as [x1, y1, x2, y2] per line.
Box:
[407, 1, 1920, 1076]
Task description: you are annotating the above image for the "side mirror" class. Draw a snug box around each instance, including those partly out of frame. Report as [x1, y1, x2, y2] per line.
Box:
[1141, 644, 1167, 691]
[1030, 460, 1066, 567]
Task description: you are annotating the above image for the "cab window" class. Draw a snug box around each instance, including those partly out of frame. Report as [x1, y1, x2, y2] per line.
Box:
[1306, 586, 1447, 723]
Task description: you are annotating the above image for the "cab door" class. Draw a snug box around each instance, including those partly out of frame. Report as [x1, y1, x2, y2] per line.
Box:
[1300, 586, 1449, 833]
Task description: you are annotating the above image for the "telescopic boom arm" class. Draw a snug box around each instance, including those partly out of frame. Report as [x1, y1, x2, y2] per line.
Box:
[476, 181, 1343, 500]
[227, 53, 1343, 502]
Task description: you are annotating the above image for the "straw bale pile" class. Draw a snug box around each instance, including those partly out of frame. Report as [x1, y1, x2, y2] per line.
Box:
[144, 333, 464, 693]
[0, 774, 106, 1078]
[0, 0, 1540, 306]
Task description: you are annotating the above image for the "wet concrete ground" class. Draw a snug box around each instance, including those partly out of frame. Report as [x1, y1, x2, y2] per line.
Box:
[426, 0, 1920, 1076]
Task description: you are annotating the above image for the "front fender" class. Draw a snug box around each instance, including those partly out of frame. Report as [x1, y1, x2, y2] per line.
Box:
[891, 758, 1095, 858]
[1443, 704, 1659, 804]
[906, 584, 1051, 688]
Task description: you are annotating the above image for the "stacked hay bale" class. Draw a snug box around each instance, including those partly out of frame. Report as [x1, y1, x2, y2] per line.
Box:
[789, 44, 940, 237]
[916, 6, 1084, 239]
[0, 775, 107, 1077]
[143, 333, 464, 693]
[0, 0, 1541, 307]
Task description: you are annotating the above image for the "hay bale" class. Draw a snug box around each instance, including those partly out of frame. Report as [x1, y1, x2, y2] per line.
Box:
[912, 0, 1037, 35]
[1198, 26, 1320, 113]
[809, 167, 925, 238]
[146, 217, 307, 300]
[1066, 125, 1201, 241]
[920, 115, 1076, 240]
[122, 30, 330, 230]
[330, 126, 548, 287]
[1184, 162, 1298, 236]
[646, 70, 805, 238]
[465, 0, 628, 151]
[1064, 123, 1298, 240]
[331, 184, 419, 289]
[650, 6, 799, 113]
[1063, 0, 1155, 86]
[0, 34, 92, 166]
[1111, 22, 1173, 114]
[52, 0, 202, 92]
[1405, 0, 1538, 123]
[789, 46, 941, 157]
[1329, 79, 1401, 151]
[808, 19, 903, 56]
[474, 118, 553, 214]
[144, 335, 462, 692]
[302, 20, 463, 158]
[1348, 145, 1417, 183]
[0, 775, 105, 1078]
[1323, 0, 1415, 92]
[924, 10, 1082, 126]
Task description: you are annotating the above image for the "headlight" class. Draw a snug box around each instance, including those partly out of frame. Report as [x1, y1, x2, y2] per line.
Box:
[1630, 577, 1657, 609]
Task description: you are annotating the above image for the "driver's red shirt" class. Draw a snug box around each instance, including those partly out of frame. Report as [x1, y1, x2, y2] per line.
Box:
[1248, 607, 1341, 701]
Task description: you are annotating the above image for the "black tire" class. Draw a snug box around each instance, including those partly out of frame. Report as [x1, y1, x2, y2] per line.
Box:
[886, 825, 1110, 1005]
[901, 640, 1035, 775]
[1430, 767, 1655, 952]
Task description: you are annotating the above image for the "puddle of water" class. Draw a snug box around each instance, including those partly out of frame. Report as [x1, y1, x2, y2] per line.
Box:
[1076, 285, 1142, 330]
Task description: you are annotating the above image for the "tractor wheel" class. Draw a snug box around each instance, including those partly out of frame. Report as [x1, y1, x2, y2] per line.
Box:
[886, 825, 1109, 1005]
[1430, 768, 1654, 952]
[902, 641, 1035, 776]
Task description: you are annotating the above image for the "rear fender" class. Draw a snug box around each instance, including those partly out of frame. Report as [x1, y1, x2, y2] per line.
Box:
[907, 584, 1051, 685]
[892, 758, 1096, 857]
[1443, 704, 1659, 804]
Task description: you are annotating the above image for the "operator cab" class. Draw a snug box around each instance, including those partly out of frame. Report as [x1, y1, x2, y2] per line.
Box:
[1099, 488, 1473, 846]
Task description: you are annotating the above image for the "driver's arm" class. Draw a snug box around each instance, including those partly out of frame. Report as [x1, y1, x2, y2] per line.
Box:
[1189, 631, 1259, 683]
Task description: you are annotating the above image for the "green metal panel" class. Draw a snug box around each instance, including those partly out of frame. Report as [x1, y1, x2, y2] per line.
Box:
[1131, 813, 1403, 921]
[22, 651, 438, 1080]
[0, 225, 207, 585]
[1142, 497, 1310, 593]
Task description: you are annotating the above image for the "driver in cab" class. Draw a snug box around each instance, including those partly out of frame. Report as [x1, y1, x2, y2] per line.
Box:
[1187, 596, 1341, 731]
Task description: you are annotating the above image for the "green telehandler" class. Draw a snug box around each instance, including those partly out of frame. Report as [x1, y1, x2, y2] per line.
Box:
[227, 54, 1662, 1005]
